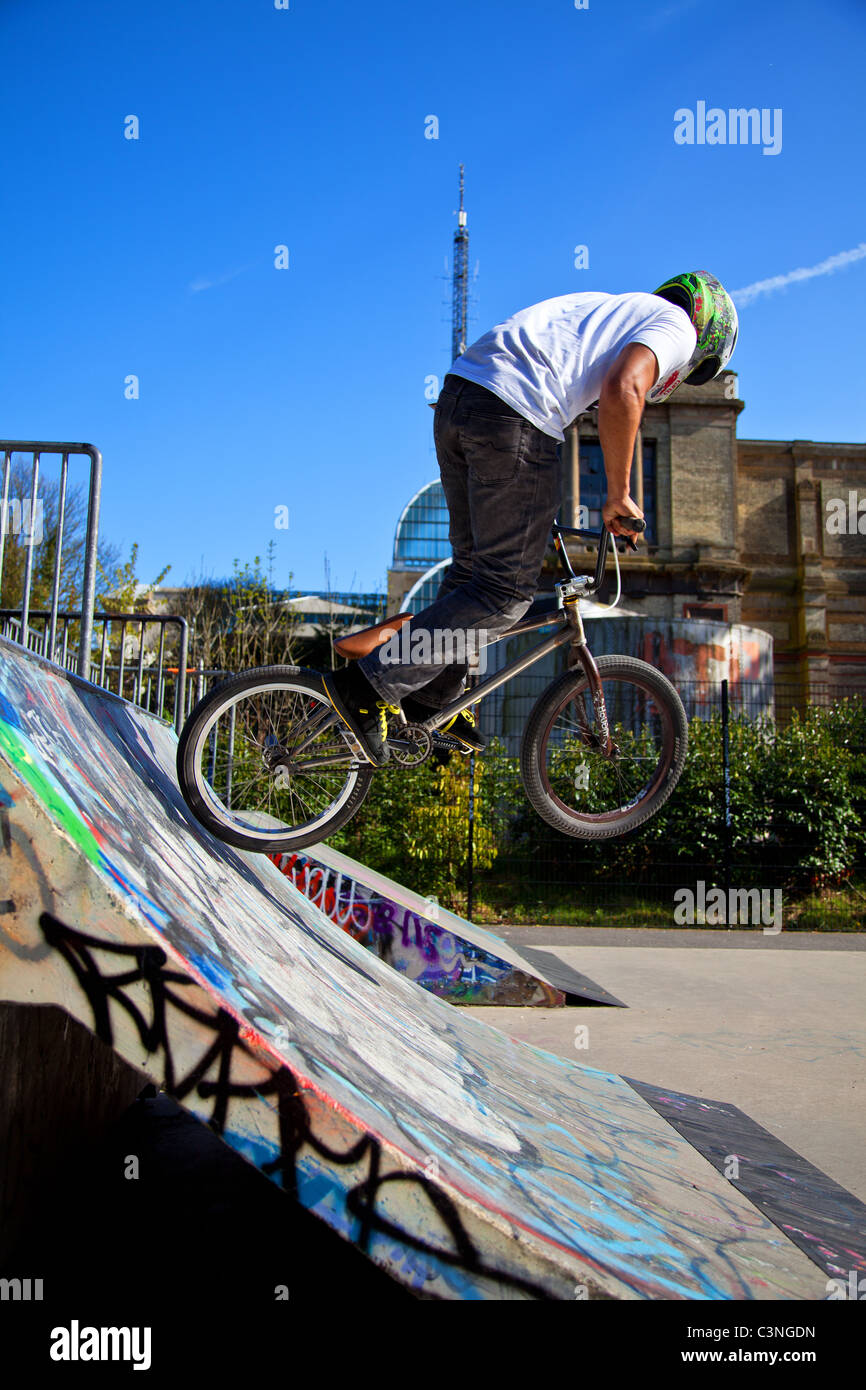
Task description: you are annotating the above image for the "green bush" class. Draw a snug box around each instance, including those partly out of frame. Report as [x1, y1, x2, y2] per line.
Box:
[331, 700, 865, 917]
[761, 706, 862, 884]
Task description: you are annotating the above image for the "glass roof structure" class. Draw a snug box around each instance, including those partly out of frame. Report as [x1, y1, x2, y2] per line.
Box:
[402, 559, 451, 615]
[392, 480, 451, 569]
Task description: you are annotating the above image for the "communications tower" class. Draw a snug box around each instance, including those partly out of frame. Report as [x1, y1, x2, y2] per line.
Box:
[451, 165, 469, 362]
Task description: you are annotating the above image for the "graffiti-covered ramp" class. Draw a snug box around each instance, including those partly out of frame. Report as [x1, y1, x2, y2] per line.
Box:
[0, 636, 830, 1299]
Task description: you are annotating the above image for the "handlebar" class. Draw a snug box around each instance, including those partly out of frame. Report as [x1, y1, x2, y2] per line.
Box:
[552, 516, 645, 594]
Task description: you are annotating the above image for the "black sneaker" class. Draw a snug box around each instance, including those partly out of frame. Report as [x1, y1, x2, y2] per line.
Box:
[441, 709, 487, 752]
[322, 664, 395, 767]
[402, 698, 487, 753]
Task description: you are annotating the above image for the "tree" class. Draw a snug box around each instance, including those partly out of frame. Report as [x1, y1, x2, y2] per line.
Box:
[169, 541, 299, 673]
[96, 541, 171, 613]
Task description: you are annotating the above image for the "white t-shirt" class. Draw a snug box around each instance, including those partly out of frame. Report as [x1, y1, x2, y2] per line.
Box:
[448, 291, 697, 441]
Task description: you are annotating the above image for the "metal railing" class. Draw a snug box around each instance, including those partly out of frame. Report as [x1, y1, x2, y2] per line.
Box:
[0, 441, 196, 731]
[334, 678, 865, 930]
[0, 608, 190, 732]
[179, 665, 233, 720]
[1, 441, 102, 677]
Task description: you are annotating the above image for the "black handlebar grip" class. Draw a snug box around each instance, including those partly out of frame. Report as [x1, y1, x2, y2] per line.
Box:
[614, 516, 646, 532]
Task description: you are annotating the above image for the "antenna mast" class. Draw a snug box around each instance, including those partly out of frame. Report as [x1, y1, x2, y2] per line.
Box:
[451, 164, 469, 362]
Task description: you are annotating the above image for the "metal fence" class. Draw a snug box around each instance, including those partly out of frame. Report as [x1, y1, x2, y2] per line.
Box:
[0, 608, 190, 732]
[0, 440, 195, 731]
[334, 677, 865, 932]
[1, 441, 102, 677]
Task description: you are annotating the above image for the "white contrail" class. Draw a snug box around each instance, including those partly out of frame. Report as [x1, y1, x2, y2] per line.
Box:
[731, 243, 866, 307]
[188, 264, 251, 294]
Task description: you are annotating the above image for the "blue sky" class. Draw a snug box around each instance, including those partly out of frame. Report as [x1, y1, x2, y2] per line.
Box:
[1, 0, 864, 594]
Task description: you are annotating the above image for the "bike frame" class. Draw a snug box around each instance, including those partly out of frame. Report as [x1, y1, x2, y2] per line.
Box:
[284, 523, 626, 771]
[412, 522, 621, 755]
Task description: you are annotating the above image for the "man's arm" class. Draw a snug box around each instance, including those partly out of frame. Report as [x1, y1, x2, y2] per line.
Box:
[597, 343, 658, 537]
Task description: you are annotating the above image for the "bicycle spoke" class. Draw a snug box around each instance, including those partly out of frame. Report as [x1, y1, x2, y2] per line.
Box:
[191, 681, 362, 839]
[541, 672, 673, 822]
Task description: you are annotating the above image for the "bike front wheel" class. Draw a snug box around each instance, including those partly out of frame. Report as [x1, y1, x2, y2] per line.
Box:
[519, 655, 688, 840]
[176, 666, 375, 852]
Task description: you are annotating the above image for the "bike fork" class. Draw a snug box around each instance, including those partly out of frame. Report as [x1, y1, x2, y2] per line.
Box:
[566, 609, 614, 756]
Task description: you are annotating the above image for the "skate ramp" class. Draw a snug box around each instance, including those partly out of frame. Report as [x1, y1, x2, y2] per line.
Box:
[271, 843, 623, 1007]
[0, 635, 835, 1299]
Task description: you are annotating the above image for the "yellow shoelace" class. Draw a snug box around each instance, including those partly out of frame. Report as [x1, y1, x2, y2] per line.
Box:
[441, 709, 475, 733]
[376, 701, 401, 739]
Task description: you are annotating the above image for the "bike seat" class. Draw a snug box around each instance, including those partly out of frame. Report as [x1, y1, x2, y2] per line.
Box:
[334, 612, 412, 659]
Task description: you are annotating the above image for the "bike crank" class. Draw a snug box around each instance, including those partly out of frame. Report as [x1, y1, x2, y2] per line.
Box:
[387, 721, 434, 767]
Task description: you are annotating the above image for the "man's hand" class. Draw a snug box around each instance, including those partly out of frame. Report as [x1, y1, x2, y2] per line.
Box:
[603, 495, 645, 538]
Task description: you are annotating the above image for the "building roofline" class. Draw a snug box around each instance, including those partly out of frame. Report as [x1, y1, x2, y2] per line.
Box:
[738, 438, 865, 453]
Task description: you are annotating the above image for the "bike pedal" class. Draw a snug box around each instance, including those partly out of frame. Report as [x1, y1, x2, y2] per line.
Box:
[432, 734, 475, 755]
[339, 727, 375, 765]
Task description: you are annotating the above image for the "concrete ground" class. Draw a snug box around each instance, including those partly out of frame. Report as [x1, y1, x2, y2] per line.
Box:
[465, 928, 866, 1203]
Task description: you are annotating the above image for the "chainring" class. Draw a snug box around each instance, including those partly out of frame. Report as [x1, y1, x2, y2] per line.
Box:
[387, 721, 434, 767]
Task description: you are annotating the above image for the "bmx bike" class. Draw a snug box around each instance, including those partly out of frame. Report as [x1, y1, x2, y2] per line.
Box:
[176, 520, 688, 853]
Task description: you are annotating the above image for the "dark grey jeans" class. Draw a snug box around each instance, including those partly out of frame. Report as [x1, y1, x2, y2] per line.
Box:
[360, 374, 561, 708]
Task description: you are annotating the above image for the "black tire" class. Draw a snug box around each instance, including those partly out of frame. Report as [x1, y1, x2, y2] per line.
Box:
[519, 655, 688, 840]
[176, 665, 374, 852]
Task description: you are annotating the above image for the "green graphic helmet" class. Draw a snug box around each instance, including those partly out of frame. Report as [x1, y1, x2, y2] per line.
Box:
[647, 270, 739, 402]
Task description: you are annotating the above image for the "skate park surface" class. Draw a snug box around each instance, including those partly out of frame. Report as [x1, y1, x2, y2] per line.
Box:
[469, 929, 866, 1206]
[1, 631, 864, 1301]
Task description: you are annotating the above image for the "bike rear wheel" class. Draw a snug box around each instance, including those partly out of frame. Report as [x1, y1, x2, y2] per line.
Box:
[176, 666, 374, 852]
[519, 655, 688, 840]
